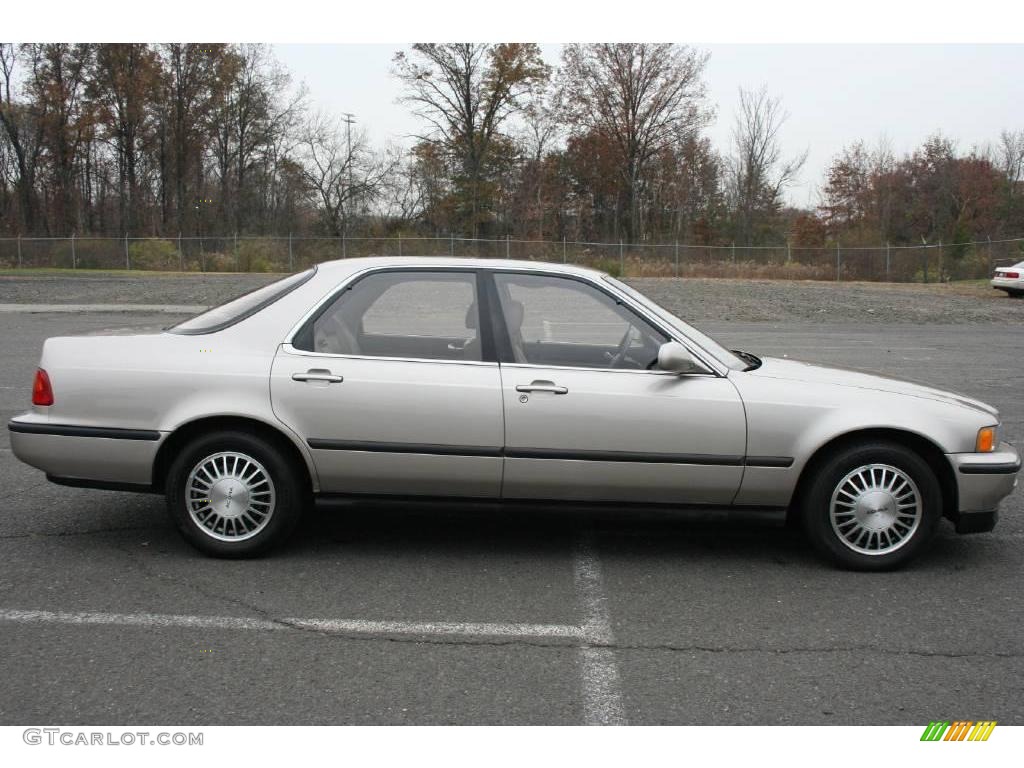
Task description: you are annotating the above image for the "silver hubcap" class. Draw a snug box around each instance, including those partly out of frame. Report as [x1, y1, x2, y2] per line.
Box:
[829, 463, 921, 556]
[185, 451, 276, 542]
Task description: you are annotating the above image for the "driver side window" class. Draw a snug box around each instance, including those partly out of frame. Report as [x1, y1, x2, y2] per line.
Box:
[493, 273, 668, 369]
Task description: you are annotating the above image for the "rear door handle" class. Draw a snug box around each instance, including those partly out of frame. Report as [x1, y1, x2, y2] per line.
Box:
[515, 380, 568, 395]
[292, 369, 344, 383]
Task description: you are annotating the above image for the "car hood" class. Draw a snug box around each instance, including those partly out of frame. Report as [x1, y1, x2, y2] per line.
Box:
[747, 356, 999, 418]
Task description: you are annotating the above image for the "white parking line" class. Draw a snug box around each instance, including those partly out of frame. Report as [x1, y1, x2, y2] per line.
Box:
[573, 531, 628, 726]
[0, 607, 585, 641]
[0, 534, 632, 726]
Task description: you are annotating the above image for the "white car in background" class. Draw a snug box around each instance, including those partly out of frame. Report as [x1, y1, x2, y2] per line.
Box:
[991, 261, 1024, 297]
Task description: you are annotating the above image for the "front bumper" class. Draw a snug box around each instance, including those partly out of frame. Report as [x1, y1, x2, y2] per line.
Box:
[946, 442, 1020, 531]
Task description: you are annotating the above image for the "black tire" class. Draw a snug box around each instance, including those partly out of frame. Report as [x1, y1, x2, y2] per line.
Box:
[166, 430, 306, 557]
[800, 441, 942, 571]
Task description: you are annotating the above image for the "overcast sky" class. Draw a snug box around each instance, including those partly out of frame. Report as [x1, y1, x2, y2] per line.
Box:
[276, 44, 1024, 207]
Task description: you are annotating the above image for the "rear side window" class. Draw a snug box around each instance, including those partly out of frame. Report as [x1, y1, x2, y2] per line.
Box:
[292, 270, 482, 361]
[169, 267, 316, 335]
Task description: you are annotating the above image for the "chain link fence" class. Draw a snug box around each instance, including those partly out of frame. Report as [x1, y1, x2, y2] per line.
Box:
[1, 234, 1022, 282]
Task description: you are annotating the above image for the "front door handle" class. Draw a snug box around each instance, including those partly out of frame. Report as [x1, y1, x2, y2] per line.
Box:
[515, 380, 568, 395]
[292, 369, 344, 384]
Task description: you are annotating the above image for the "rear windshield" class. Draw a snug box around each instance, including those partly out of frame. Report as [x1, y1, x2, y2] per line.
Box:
[168, 267, 316, 335]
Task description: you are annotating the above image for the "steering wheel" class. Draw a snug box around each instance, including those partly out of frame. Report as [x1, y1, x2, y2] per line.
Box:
[607, 326, 635, 369]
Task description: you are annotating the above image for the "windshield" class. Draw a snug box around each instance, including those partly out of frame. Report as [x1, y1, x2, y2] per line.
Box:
[603, 277, 747, 371]
[169, 267, 316, 335]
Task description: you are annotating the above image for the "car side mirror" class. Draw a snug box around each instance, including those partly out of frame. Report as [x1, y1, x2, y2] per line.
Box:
[657, 341, 705, 374]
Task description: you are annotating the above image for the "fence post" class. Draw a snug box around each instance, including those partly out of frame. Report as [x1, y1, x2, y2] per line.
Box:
[731, 241, 736, 265]
[506, 233, 510, 259]
[288, 232, 293, 271]
[178, 231, 183, 272]
[125, 232, 130, 270]
[886, 241, 890, 281]
[562, 236, 566, 263]
[398, 232, 402, 257]
[71, 231, 76, 269]
[836, 240, 841, 281]
[675, 240, 679, 278]
[938, 239, 943, 282]
[619, 240, 624, 274]
[450, 232, 454, 257]
[342, 232, 347, 259]
[987, 235, 992, 275]
[17, 234, 22, 268]
[234, 232, 239, 271]
[786, 240, 791, 263]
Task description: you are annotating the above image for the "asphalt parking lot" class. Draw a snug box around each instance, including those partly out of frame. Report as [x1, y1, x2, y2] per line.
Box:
[0, 301, 1022, 725]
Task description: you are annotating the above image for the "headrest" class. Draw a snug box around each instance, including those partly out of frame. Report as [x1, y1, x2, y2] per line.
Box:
[505, 299, 524, 330]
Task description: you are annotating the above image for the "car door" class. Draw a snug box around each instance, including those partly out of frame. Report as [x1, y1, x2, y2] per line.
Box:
[270, 269, 504, 497]
[488, 271, 747, 505]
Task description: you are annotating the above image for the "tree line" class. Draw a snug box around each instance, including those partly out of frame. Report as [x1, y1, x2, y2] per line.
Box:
[1, 42, 1022, 250]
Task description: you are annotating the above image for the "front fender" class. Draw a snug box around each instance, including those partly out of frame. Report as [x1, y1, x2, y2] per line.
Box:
[730, 373, 988, 507]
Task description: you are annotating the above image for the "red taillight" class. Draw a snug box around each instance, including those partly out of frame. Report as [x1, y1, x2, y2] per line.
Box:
[32, 368, 54, 406]
[1003, 271, 1020, 279]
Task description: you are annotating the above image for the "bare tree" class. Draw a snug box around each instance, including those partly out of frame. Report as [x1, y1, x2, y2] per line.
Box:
[21, 44, 94, 234]
[299, 111, 396, 236]
[993, 129, 1024, 233]
[558, 43, 711, 242]
[88, 44, 160, 233]
[210, 44, 307, 233]
[158, 43, 233, 235]
[392, 43, 548, 236]
[728, 85, 806, 245]
[0, 43, 46, 233]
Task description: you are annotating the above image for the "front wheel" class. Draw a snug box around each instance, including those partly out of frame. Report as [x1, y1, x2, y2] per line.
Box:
[800, 441, 942, 570]
[166, 430, 305, 557]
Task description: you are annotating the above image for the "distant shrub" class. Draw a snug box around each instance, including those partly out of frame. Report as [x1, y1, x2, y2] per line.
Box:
[50, 239, 125, 269]
[201, 251, 237, 272]
[237, 238, 286, 272]
[594, 258, 623, 278]
[128, 239, 181, 271]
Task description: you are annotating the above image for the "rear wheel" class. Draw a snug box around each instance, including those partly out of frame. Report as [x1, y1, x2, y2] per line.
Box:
[800, 441, 942, 570]
[166, 430, 305, 557]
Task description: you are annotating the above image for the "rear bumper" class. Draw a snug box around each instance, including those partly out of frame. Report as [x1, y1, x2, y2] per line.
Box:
[8, 416, 162, 487]
[991, 278, 1022, 291]
[946, 442, 1020, 528]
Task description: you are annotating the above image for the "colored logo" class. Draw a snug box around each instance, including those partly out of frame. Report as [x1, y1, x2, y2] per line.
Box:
[920, 721, 997, 741]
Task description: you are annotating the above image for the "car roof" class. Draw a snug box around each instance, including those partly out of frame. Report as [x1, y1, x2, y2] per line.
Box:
[310, 256, 608, 281]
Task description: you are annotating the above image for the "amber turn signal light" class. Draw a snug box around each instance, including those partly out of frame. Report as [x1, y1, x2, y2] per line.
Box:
[976, 426, 997, 453]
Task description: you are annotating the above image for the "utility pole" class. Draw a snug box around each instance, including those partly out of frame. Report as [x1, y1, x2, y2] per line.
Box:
[342, 112, 356, 239]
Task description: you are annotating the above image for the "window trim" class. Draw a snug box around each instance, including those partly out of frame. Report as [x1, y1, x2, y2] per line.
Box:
[284, 264, 726, 376]
[482, 269, 724, 376]
[289, 266, 494, 363]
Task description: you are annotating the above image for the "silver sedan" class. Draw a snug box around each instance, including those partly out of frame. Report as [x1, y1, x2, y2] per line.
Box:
[8, 258, 1020, 569]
